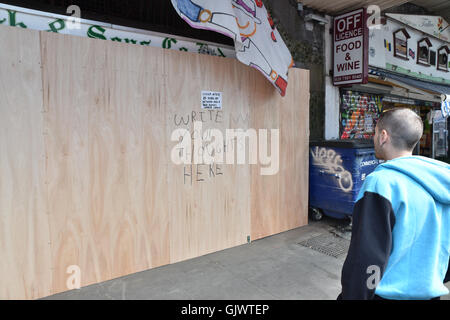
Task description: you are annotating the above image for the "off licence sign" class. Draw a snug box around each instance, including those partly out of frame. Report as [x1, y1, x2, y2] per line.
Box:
[333, 9, 368, 86]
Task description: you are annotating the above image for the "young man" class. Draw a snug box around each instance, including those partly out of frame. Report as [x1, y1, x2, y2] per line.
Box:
[338, 108, 450, 300]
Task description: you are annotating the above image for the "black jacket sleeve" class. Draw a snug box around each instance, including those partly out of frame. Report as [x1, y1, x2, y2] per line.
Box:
[445, 258, 450, 283]
[338, 192, 396, 300]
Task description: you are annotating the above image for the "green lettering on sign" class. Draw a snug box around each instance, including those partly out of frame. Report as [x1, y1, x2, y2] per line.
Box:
[87, 25, 106, 40]
[124, 39, 137, 44]
[140, 40, 151, 46]
[196, 42, 206, 53]
[47, 19, 65, 33]
[217, 48, 226, 57]
[111, 37, 122, 42]
[162, 38, 177, 49]
[8, 10, 27, 28]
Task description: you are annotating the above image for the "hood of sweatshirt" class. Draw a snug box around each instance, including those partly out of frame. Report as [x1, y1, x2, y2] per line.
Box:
[376, 156, 450, 205]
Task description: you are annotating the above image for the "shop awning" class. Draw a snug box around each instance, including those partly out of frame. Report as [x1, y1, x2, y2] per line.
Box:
[371, 69, 450, 96]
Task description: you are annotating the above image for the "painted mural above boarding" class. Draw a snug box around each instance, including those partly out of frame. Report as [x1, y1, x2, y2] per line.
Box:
[0, 3, 235, 58]
[369, 17, 450, 85]
[170, 0, 294, 97]
[386, 14, 450, 42]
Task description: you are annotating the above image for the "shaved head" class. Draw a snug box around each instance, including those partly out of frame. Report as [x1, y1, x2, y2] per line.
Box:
[376, 108, 423, 152]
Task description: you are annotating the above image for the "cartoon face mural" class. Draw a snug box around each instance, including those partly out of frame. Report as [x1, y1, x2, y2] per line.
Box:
[233, 0, 260, 18]
[171, 0, 293, 96]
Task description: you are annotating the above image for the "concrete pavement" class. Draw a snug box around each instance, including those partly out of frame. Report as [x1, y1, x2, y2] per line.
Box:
[42, 217, 450, 300]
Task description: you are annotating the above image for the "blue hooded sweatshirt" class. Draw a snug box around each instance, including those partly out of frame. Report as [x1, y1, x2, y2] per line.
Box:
[339, 156, 450, 300]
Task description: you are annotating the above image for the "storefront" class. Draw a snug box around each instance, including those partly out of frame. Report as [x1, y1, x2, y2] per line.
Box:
[336, 12, 450, 160]
[339, 73, 448, 159]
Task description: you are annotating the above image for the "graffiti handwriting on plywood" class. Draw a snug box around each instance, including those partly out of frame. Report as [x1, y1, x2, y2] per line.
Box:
[311, 147, 353, 192]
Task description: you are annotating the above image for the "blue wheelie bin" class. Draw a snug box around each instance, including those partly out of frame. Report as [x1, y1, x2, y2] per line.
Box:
[308, 139, 383, 221]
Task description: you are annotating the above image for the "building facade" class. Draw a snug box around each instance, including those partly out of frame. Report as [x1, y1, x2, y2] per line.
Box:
[324, 5, 449, 160]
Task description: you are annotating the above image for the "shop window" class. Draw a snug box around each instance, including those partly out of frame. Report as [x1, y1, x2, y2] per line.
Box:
[430, 50, 437, 66]
[417, 38, 432, 66]
[393, 28, 411, 60]
[437, 46, 450, 72]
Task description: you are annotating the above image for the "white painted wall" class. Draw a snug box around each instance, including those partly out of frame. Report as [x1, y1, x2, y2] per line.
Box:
[324, 15, 340, 140]
[369, 18, 450, 81]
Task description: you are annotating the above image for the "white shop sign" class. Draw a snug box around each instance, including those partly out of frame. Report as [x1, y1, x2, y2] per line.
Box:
[333, 8, 369, 86]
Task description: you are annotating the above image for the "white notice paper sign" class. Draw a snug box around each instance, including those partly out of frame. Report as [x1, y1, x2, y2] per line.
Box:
[201, 91, 222, 110]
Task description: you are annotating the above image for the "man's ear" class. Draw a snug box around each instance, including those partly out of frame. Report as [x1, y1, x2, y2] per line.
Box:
[380, 129, 389, 144]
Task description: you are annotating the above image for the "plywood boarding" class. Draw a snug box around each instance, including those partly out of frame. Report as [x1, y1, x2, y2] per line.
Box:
[250, 68, 310, 241]
[0, 26, 52, 299]
[0, 26, 309, 299]
[165, 50, 253, 263]
[40, 31, 170, 294]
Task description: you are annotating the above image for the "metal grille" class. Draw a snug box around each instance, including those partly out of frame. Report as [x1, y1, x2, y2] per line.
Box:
[298, 234, 350, 258]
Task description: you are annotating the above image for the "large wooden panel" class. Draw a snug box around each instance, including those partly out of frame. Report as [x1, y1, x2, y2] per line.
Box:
[278, 69, 310, 233]
[250, 71, 281, 240]
[41, 32, 169, 295]
[141, 52, 171, 271]
[41, 32, 104, 294]
[250, 68, 310, 240]
[0, 26, 52, 299]
[0, 26, 309, 299]
[165, 50, 252, 263]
